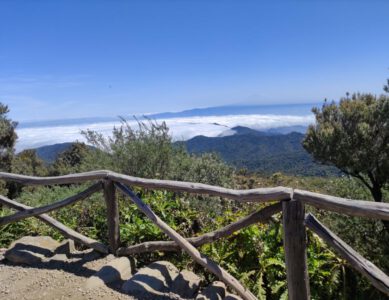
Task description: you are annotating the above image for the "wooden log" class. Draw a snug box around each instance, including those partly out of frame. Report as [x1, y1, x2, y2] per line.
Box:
[0, 183, 102, 226]
[0, 195, 108, 254]
[103, 180, 120, 254]
[110, 172, 291, 202]
[115, 182, 257, 300]
[282, 199, 310, 300]
[294, 189, 389, 221]
[0, 171, 292, 202]
[0, 170, 109, 185]
[118, 202, 282, 255]
[305, 213, 389, 296]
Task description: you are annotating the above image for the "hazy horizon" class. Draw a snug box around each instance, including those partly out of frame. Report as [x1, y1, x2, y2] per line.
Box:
[15, 102, 315, 152]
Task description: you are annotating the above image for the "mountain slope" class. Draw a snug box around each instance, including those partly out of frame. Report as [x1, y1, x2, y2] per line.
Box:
[183, 127, 338, 176]
[32, 127, 338, 176]
[34, 142, 74, 163]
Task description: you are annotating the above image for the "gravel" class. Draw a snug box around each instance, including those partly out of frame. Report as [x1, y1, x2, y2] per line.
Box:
[0, 248, 135, 300]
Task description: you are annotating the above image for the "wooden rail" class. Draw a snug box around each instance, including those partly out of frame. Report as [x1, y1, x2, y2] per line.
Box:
[0, 195, 108, 253]
[305, 214, 389, 295]
[0, 183, 102, 226]
[117, 202, 282, 255]
[0, 170, 388, 299]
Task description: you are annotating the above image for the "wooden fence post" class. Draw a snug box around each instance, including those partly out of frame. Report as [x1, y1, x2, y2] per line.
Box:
[282, 199, 310, 300]
[103, 180, 120, 254]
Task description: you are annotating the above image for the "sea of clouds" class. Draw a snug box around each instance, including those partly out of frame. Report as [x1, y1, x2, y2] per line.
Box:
[15, 114, 314, 152]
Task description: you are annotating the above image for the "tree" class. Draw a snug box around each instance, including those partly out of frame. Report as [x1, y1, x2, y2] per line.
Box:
[13, 149, 47, 176]
[0, 103, 17, 172]
[81, 117, 233, 186]
[51, 142, 90, 175]
[81, 118, 175, 179]
[303, 93, 389, 231]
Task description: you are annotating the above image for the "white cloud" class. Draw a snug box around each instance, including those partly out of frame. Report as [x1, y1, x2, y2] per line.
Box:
[15, 114, 314, 152]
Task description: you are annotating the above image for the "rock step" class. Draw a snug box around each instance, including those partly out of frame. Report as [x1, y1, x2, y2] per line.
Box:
[120, 261, 241, 300]
[196, 281, 226, 300]
[4, 236, 244, 300]
[85, 256, 134, 289]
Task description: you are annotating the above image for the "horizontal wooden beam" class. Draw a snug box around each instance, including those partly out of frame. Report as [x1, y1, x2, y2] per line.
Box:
[0, 182, 102, 226]
[294, 189, 389, 220]
[0, 170, 109, 185]
[118, 202, 282, 255]
[2, 171, 388, 217]
[109, 172, 291, 202]
[0, 195, 108, 254]
[0, 171, 292, 202]
[305, 213, 389, 296]
[115, 182, 257, 300]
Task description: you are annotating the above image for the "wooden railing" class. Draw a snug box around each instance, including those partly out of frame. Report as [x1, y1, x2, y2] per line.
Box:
[0, 170, 388, 300]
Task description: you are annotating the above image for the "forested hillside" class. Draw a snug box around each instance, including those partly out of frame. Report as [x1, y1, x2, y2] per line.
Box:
[31, 126, 338, 177]
[34, 142, 74, 163]
[182, 126, 339, 176]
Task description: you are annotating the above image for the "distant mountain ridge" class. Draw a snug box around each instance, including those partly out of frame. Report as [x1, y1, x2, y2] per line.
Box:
[30, 125, 336, 177]
[148, 103, 317, 119]
[19, 103, 317, 129]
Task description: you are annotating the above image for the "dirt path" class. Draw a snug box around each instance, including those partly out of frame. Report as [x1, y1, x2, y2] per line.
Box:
[0, 249, 135, 300]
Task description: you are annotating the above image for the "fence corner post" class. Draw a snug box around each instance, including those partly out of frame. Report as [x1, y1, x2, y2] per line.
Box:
[282, 198, 310, 300]
[103, 180, 120, 255]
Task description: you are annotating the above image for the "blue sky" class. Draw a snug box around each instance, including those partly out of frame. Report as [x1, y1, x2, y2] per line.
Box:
[1, 0, 388, 122]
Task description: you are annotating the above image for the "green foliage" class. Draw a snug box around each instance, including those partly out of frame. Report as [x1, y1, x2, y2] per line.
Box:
[0, 103, 17, 173]
[0, 103, 18, 196]
[8, 149, 48, 198]
[51, 142, 91, 175]
[81, 118, 233, 186]
[81, 118, 174, 179]
[12, 149, 47, 176]
[0, 184, 108, 245]
[303, 94, 389, 206]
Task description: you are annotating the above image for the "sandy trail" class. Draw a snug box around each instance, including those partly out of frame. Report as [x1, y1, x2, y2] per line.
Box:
[0, 249, 135, 300]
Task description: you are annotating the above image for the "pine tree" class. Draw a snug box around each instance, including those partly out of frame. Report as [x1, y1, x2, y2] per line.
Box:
[0, 103, 17, 172]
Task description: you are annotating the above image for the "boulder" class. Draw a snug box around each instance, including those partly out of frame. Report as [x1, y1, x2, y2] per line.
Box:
[85, 256, 133, 289]
[4, 236, 60, 265]
[122, 260, 179, 297]
[196, 281, 226, 300]
[171, 269, 201, 298]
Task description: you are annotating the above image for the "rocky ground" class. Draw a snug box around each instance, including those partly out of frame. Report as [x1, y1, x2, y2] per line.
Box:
[0, 245, 135, 300]
[0, 236, 242, 300]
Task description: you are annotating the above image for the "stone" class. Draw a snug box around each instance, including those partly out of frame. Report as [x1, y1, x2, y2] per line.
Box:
[54, 239, 75, 256]
[121, 260, 179, 297]
[4, 236, 60, 265]
[85, 257, 133, 289]
[224, 293, 243, 300]
[196, 281, 226, 300]
[171, 269, 201, 298]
